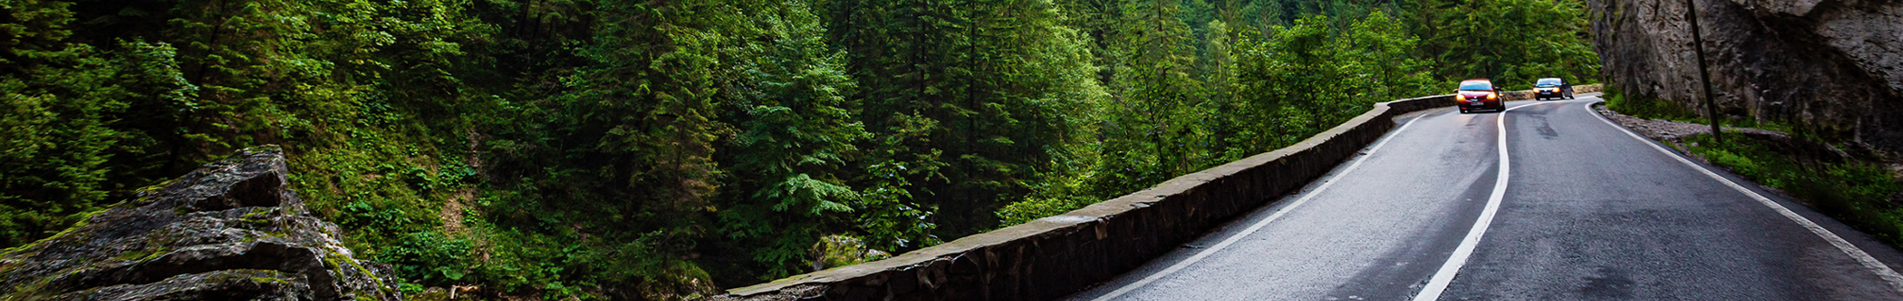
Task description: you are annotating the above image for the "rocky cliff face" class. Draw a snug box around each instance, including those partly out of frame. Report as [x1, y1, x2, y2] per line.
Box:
[1588, 0, 1903, 151]
[0, 146, 401, 300]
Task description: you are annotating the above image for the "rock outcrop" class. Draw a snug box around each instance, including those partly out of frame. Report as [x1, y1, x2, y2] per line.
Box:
[0, 146, 401, 300]
[1587, 0, 1903, 152]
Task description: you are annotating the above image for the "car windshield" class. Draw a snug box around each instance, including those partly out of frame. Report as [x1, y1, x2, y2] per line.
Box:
[1536, 78, 1562, 86]
[1459, 81, 1492, 91]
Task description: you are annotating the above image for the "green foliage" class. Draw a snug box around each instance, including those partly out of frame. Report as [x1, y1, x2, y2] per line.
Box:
[6, 0, 1605, 297]
[1416, 0, 1599, 87]
[1682, 133, 1903, 244]
[1, 0, 200, 247]
[849, 117, 946, 252]
[1092, 0, 1210, 196]
[822, 0, 1105, 242]
[996, 194, 1098, 226]
[715, 0, 868, 279]
[1001, 5, 1450, 227]
[994, 0, 1597, 226]
[809, 234, 891, 270]
[1339, 11, 1438, 100]
[0, 42, 123, 247]
[380, 231, 475, 283]
[1221, 12, 1433, 162]
[1602, 84, 1700, 122]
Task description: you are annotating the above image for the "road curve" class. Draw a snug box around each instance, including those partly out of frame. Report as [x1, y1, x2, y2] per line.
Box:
[1060, 95, 1903, 301]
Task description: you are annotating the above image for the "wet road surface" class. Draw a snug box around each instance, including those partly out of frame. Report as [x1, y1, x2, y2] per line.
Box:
[1061, 95, 1903, 300]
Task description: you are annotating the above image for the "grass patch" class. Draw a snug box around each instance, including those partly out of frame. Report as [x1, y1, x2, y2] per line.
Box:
[1679, 133, 1903, 245]
[1600, 84, 1799, 136]
[1602, 84, 1699, 122]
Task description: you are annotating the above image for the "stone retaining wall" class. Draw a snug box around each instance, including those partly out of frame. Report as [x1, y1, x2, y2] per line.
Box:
[704, 94, 1460, 301]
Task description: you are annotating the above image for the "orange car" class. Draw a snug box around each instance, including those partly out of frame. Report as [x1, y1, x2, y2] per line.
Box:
[1455, 79, 1504, 114]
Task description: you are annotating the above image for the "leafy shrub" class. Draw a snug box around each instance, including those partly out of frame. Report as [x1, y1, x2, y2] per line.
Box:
[996, 195, 1100, 227]
[1682, 133, 1903, 244]
[809, 235, 890, 271]
[1603, 84, 1699, 122]
[379, 231, 474, 283]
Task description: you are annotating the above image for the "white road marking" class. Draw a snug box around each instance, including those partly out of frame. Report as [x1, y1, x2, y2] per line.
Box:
[1088, 109, 1431, 301]
[1411, 101, 1549, 301]
[1583, 101, 1903, 296]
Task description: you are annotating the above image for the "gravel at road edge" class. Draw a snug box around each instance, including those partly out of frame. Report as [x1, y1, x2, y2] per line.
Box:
[1591, 103, 1786, 142]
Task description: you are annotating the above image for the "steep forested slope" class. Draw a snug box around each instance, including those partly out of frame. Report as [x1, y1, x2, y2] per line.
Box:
[0, 0, 1595, 299]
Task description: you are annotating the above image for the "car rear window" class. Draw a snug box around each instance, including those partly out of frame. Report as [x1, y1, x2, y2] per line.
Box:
[1459, 81, 1492, 91]
[1536, 78, 1562, 86]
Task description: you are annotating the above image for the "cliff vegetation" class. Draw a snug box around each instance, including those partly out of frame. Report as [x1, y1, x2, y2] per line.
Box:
[2, 0, 1597, 299]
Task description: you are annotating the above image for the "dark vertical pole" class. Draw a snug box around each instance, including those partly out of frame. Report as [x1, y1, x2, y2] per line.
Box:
[1685, 0, 1722, 142]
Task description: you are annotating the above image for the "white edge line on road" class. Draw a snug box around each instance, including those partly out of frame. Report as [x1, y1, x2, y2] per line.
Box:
[1411, 101, 1547, 301]
[1582, 101, 1903, 296]
[1087, 109, 1431, 301]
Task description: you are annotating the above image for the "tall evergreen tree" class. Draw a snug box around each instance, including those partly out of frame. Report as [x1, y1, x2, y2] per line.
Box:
[821, 0, 1102, 239]
[1417, 0, 1598, 86]
[1092, 0, 1207, 196]
[1, 0, 137, 247]
[1201, 19, 1238, 154]
[1, 0, 1604, 297]
[713, 0, 870, 279]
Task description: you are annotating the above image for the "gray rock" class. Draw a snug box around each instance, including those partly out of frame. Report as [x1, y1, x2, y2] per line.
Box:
[0, 146, 401, 301]
[1587, 0, 1903, 153]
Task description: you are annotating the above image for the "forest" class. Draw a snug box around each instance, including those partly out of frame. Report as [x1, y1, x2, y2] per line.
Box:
[0, 0, 1596, 299]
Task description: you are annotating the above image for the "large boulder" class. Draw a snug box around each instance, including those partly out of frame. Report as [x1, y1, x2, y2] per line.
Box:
[0, 146, 401, 300]
[1587, 0, 1903, 152]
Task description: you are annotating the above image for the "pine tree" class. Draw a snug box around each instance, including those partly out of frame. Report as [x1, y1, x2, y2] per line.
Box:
[0, 0, 199, 248]
[1, 0, 120, 247]
[714, 0, 871, 279]
[822, 0, 1103, 239]
[1201, 19, 1240, 156]
[1092, 0, 1207, 196]
[1419, 0, 1597, 86]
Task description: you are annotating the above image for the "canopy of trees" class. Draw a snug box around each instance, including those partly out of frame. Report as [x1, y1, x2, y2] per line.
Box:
[0, 0, 1595, 299]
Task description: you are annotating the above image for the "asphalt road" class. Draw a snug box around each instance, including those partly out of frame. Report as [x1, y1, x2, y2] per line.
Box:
[1061, 95, 1903, 301]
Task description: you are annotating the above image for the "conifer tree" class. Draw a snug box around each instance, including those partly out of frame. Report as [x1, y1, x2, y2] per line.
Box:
[1201, 19, 1240, 157]
[715, 0, 870, 278]
[821, 0, 1103, 239]
[1, 0, 122, 247]
[0, 0, 203, 248]
[1093, 0, 1207, 196]
[1418, 0, 1597, 86]
[0, 0, 1607, 296]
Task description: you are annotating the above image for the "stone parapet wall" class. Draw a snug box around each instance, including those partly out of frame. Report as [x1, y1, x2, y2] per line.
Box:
[702, 94, 1457, 301]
